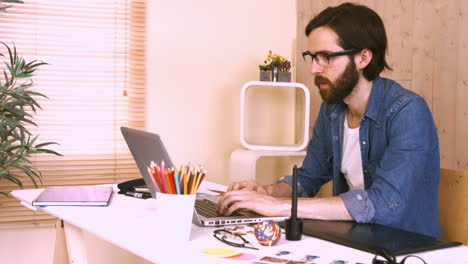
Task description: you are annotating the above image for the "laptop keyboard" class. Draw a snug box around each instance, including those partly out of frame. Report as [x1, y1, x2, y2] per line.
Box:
[195, 199, 242, 218]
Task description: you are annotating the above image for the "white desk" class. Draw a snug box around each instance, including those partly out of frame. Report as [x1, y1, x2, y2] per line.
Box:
[11, 183, 468, 264]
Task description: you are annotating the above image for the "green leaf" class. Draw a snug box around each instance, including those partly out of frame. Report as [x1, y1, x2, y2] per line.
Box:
[16, 74, 33, 79]
[32, 149, 63, 156]
[0, 0, 24, 3]
[3, 175, 22, 188]
[21, 167, 41, 187]
[3, 70, 9, 84]
[25, 91, 47, 98]
[0, 5, 13, 12]
[5, 62, 13, 75]
[26, 61, 47, 69]
[29, 135, 38, 146]
[4, 43, 14, 69]
[34, 142, 60, 148]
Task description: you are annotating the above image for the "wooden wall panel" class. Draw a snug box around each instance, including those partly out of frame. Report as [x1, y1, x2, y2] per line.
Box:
[455, 0, 468, 170]
[432, 0, 459, 169]
[295, 0, 321, 133]
[411, 0, 436, 107]
[375, 0, 414, 82]
[297, 0, 468, 171]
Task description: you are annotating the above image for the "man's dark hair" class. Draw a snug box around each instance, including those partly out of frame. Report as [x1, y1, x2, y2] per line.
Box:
[305, 2, 392, 80]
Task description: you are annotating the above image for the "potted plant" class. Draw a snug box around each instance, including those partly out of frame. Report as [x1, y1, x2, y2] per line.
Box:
[258, 50, 291, 82]
[0, 0, 62, 195]
[278, 60, 292, 82]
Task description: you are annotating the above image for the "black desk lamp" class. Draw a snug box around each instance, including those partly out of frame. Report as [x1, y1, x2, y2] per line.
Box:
[285, 165, 303, 240]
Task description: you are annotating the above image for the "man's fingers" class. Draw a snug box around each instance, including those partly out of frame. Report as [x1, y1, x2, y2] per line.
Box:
[227, 180, 260, 192]
[228, 182, 244, 192]
[224, 200, 247, 216]
[217, 190, 249, 215]
[253, 185, 267, 194]
[217, 190, 237, 213]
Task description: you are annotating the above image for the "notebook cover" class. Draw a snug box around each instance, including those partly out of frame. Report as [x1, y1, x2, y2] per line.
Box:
[32, 186, 113, 206]
[296, 219, 461, 256]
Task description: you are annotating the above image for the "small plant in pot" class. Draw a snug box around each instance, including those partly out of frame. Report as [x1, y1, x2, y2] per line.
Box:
[279, 60, 292, 82]
[258, 50, 291, 82]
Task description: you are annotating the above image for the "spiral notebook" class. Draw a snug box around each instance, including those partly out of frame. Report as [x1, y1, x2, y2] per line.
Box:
[32, 185, 113, 206]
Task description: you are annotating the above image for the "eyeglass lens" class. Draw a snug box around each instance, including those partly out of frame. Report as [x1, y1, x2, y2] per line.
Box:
[218, 230, 244, 244]
[303, 53, 329, 67]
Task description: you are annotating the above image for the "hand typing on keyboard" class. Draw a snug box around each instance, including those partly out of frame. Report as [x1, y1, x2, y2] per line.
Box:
[195, 199, 242, 218]
[226, 180, 269, 194]
[216, 189, 290, 217]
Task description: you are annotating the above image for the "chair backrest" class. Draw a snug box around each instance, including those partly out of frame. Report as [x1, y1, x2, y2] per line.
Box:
[439, 168, 468, 245]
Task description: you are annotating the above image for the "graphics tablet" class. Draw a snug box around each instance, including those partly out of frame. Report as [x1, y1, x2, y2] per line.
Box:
[299, 219, 461, 256]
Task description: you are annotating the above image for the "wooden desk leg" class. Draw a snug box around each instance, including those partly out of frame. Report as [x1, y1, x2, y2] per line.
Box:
[63, 221, 88, 264]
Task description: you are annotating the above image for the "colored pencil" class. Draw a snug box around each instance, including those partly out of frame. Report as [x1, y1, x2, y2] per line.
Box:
[194, 169, 207, 193]
[193, 168, 203, 194]
[177, 166, 183, 194]
[183, 165, 189, 194]
[173, 167, 181, 194]
[147, 166, 160, 193]
[148, 161, 207, 195]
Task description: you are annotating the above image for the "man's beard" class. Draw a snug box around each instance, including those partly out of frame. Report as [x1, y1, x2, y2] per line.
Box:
[314, 59, 359, 105]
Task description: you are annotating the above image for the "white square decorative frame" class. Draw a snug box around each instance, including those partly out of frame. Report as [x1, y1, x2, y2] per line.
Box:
[240, 81, 310, 151]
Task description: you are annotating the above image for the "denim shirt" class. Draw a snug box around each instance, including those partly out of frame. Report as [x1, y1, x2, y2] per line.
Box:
[279, 76, 441, 237]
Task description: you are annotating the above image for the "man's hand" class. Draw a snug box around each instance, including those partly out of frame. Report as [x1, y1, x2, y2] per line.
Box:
[227, 180, 269, 194]
[217, 189, 289, 217]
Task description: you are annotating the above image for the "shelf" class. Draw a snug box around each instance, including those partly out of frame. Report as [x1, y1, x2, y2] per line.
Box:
[240, 81, 310, 151]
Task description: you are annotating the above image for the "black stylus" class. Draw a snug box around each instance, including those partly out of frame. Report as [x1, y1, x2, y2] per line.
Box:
[291, 165, 298, 221]
[285, 165, 302, 240]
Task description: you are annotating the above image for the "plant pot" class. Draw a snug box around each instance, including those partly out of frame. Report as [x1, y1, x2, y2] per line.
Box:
[260, 70, 272, 81]
[278, 72, 291, 82]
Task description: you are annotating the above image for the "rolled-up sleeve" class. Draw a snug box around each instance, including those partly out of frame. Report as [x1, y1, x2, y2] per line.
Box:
[340, 190, 375, 223]
[277, 175, 309, 197]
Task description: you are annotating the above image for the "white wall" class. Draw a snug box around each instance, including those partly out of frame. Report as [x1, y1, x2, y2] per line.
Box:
[0, 2, 298, 264]
[146, 0, 297, 184]
[0, 225, 56, 264]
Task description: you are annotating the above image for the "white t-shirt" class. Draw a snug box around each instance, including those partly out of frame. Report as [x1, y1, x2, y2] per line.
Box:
[341, 115, 364, 191]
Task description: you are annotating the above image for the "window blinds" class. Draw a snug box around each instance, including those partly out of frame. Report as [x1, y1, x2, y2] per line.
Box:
[0, 0, 146, 226]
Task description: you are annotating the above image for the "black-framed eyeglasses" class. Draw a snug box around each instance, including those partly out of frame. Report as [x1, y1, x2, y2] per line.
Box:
[302, 49, 360, 67]
[213, 229, 259, 250]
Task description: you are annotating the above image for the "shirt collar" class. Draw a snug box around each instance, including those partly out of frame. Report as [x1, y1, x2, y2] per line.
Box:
[327, 76, 384, 122]
[363, 76, 383, 122]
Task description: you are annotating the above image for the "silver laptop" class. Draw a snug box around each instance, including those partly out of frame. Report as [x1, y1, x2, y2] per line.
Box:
[120, 126, 287, 227]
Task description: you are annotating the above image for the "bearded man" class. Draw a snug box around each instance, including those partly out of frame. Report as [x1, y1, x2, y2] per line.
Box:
[218, 2, 440, 237]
